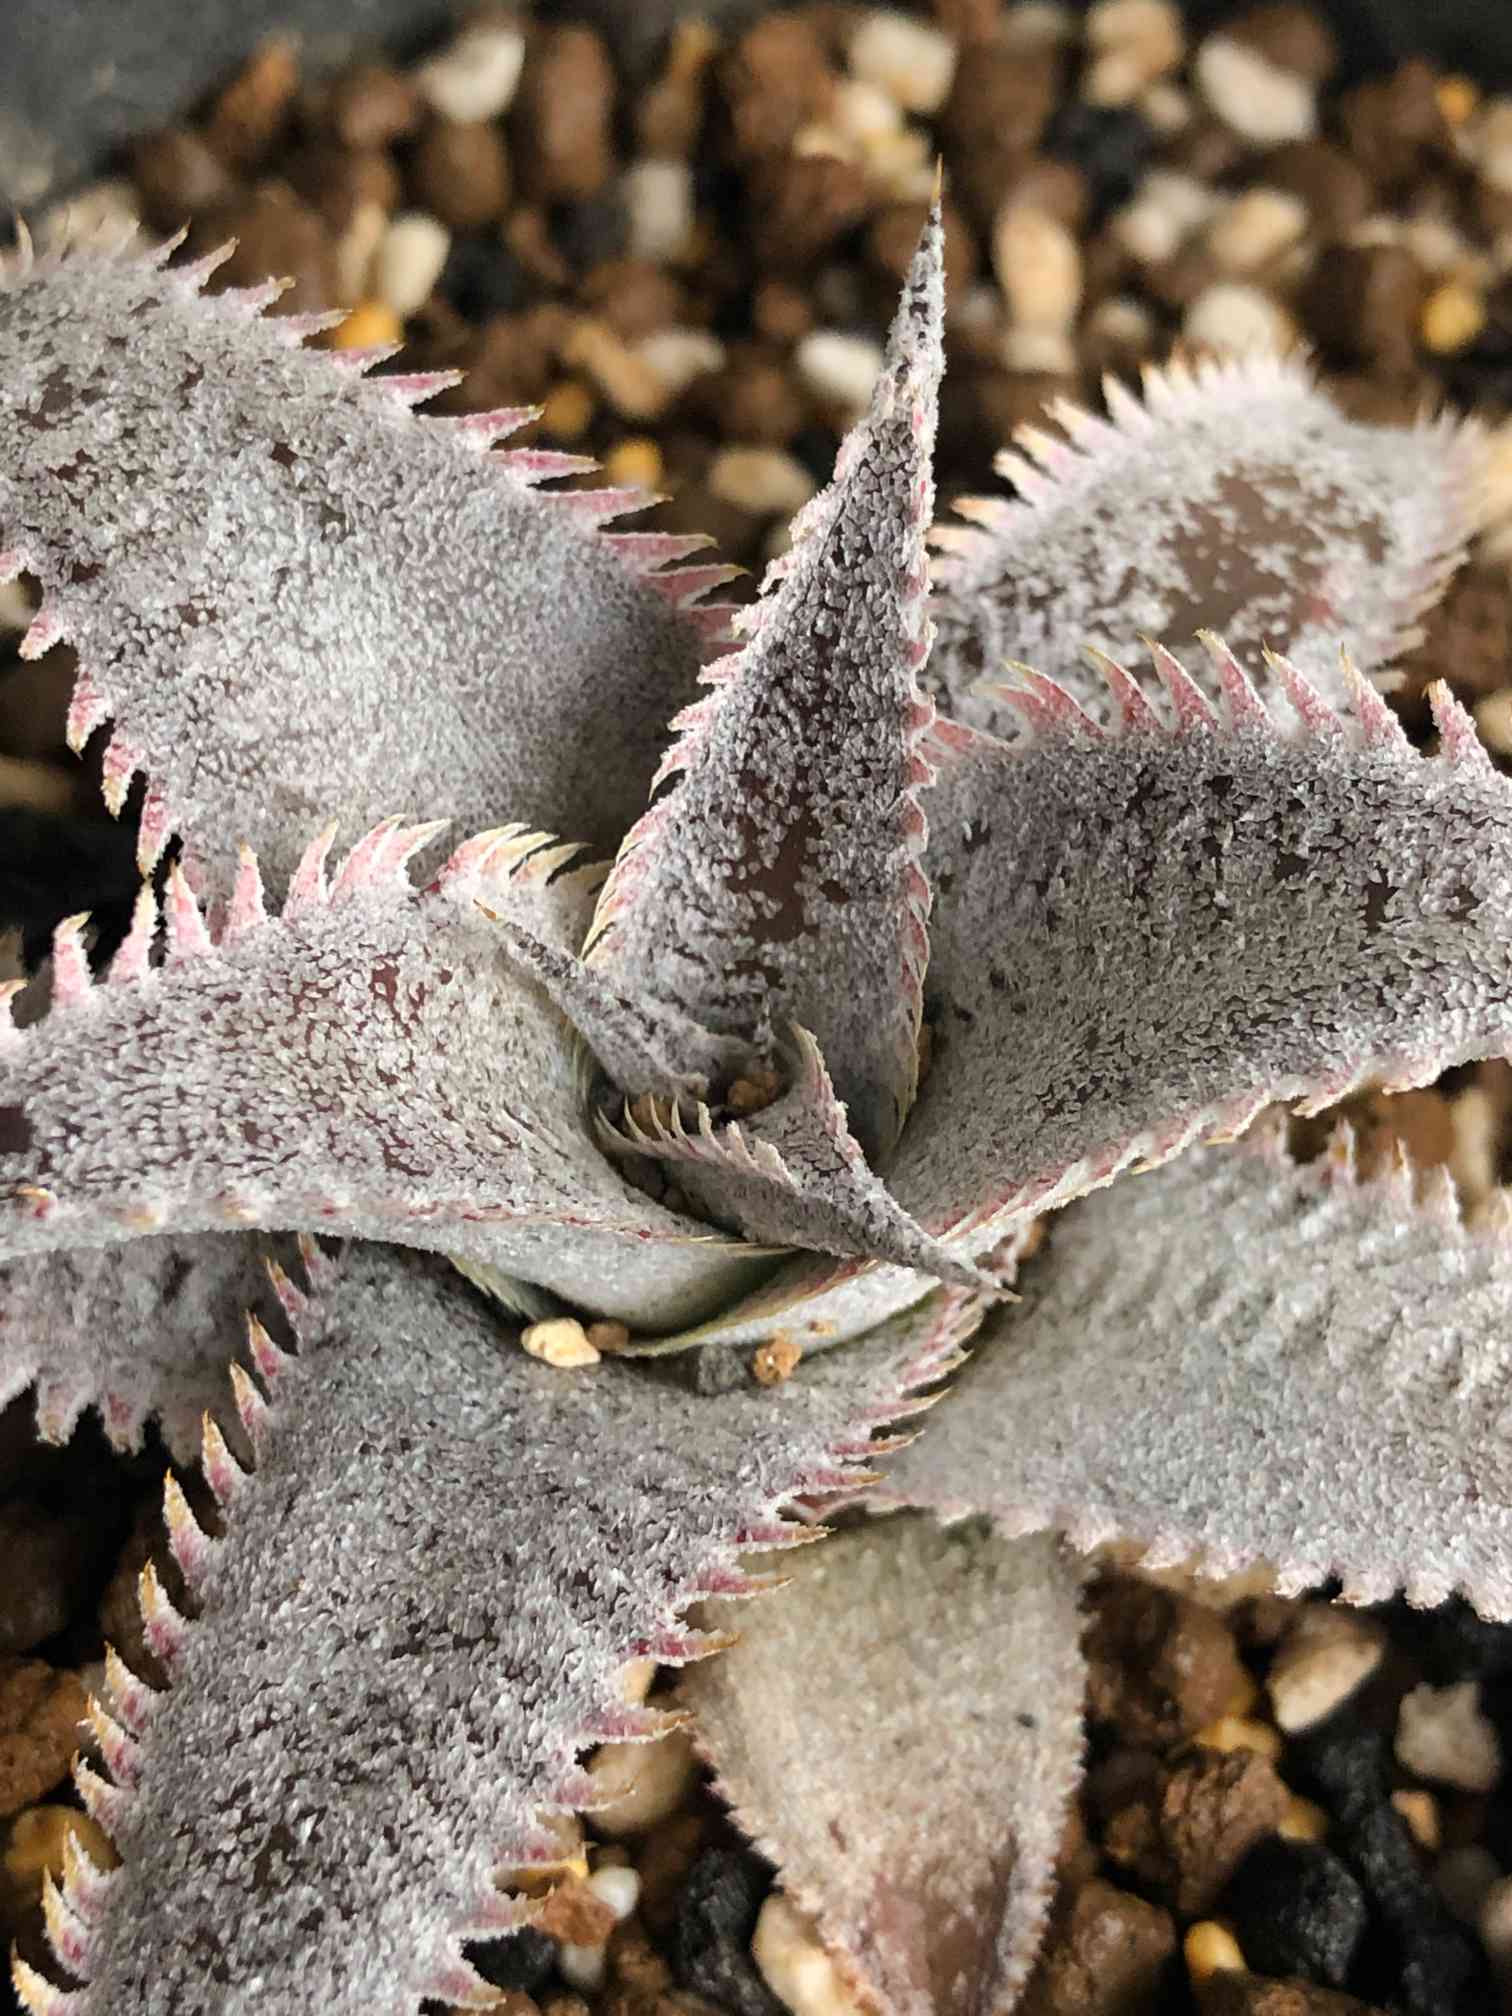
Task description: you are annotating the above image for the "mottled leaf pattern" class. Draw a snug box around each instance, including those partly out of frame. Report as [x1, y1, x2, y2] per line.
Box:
[682, 1516, 1085, 2016]
[44, 1247, 968, 2016]
[0, 822, 764, 1329]
[884, 1124, 1512, 1617]
[587, 209, 944, 1164]
[929, 352, 1484, 736]
[0, 233, 724, 893]
[892, 644, 1512, 1247]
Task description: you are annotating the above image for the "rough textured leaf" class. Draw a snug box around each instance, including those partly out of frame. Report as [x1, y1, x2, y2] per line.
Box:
[883, 1123, 1512, 1617]
[0, 233, 724, 893]
[929, 352, 1484, 736]
[681, 1516, 1085, 2016]
[41, 1245, 969, 2016]
[889, 643, 1512, 1248]
[601, 1027, 992, 1287]
[0, 822, 765, 1330]
[0, 1233, 278, 1461]
[587, 208, 945, 1164]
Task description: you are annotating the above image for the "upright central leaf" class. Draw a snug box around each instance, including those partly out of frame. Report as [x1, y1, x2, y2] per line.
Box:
[587, 208, 945, 1166]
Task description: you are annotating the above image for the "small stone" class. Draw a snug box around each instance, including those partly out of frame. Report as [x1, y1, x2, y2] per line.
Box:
[720, 15, 837, 162]
[1436, 1843, 1501, 1924]
[498, 1811, 588, 1896]
[623, 159, 695, 265]
[470, 1924, 558, 1995]
[0, 1660, 88, 1816]
[1112, 168, 1220, 267]
[328, 63, 421, 151]
[590, 1864, 641, 1922]
[129, 127, 237, 231]
[284, 143, 402, 233]
[520, 1318, 601, 1369]
[40, 178, 140, 252]
[1266, 1606, 1385, 1734]
[1299, 243, 1424, 370]
[1086, 1579, 1252, 1749]
[748, 154, 873, 271]
[515, 26, 617, 204]
[849, 11, 957, 117]
[1390, 1788, 1440, 1853]
[587, 1320, 634, 1357]
[1337, 59, 1448, 196]
[708, 448, 815, 518]
[588, 1724, 697, 1834]
[201, 185, 336, 316]
[2, 1804, 118, 1937]
[1481, 1876, 1512, 1985]
[640, 1812, 709, 1936]
[607, 1916, 672, 1995]
[1227, 1838, 1368, 1988]
[636, 328, 727, 400]
[1420, 280, 1488, 355]
[1083, 1, 1185, 109]
[411, 122, 511, 233]
[993, 203, 1083, 332]
[1256, 142, 1370, 240]
[374, 211, 452, 319]
[414, 24, 527, 126]
[536, 1876, 617, 1947]
[1184, 1918, 1246, 1985]
[1226, 3, 1338, 85]
[333, 202, 389, 308]
[1206, 187, 1308, 275]
[1081, 295, 1157, 376]
[795, 330, 884, 417]
[564, 320, 672, 422]
[1396, 1680, 1502, 1792]
[601, 438, 664, 491]
[672, 1846, 777, 2015]
[207, 35, 299, 168]
[1278, 1795, 1330, 1843]
[868, 197, 977, 301]
[1195, 1717, 1285, 1762]
[329, 300, 405, 354]
[751, 1335, 803, 1388]
[753, 281, 814, 346]
[0, 1501, 95, 1653]
[1019, 1878, 1176, 2016]
[1105, 1747, 1289, 1916]
[939, 42, 1060, 229]
[1198, 1979, 1381, 2015]
[557, 1941, 606, 1993]
[1195, 35, 1317, 147]
[753, 1891, 865, 2016]
[1183, 282, 1297, 355]
[637, 18, 719, 159]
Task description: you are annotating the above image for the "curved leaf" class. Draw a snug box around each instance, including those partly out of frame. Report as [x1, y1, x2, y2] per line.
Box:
[929, 352, 1484, 737]
[0, 233, 725, 893]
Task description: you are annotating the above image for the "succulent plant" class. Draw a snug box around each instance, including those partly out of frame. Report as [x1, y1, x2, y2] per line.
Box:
[2, 198, 1510, 2016]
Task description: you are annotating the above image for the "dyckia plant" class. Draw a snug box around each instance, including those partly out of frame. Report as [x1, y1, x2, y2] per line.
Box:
[3, 198, 1512, 2016]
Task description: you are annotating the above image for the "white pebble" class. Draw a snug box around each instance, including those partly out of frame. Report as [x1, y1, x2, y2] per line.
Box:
[634, 327, 726, 397]
[414, 23, 526, 124]
[374, 212, 451, 319]
[1001, 326, 1078, 374]
[1113, 169, 1220, 265]
[832, 78, 903, 145]
[992, 204, 1083, 332]
[796, 330, 885, 415]
[1084, 0, 1184, 106]
[1085, 294, 1158, 353]
[623, 158, 695, 265]
[1438, 1845, 1504, 1924]
[557, 1941, 608, 1992]
[589, 1863, 642, 1922]
[520, 1317, 601, 1369]
[1195, 35, 1318, 146]
[1482, 1875, 1512, 1982]
[709, 447, 816, 517]
[1139, 80, 1193, 133]
[40, 178, 139, 253]
[1266, 1606, 1384, 1732]
[587, 1725, 698, 1834]
[1206, 187, 1310, 276]
[1397, 1680, 1503, 1792]
[753, 1892, 867, 2016]
[1182, 281, 1297, 355]
[849, 11, 957, 116]
[1003, 2, 1077, 48]
[334, 199, 388, 307]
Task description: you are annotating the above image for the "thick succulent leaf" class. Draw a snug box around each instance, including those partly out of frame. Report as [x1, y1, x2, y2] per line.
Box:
[929, 351, 1484, 736]
[0, 1233, 281, 1461]
[0, 232, 725, 893]
[889, 643, 1512, 1249]
[0, 822, 767, 1331]
[586, 208, 945, 1165]
[25, 1244, 969, 2016]
[681, 1516, 1085, 2016]
[884, 1122, 1512, 1617]
[601, 1026, 992, 1288]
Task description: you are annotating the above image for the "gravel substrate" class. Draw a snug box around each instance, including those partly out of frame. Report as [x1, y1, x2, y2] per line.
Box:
[7, 4, 1512, 2013]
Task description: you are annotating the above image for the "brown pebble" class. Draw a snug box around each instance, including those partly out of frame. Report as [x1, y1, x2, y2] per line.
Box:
[196, 183, 336, 316]
[514, 26, 617, 203]
[327, 63, 421, 151]
[751, 1334, 803, 1386]
[411, 120, 512, 231]
[940, 43, 1060, 232]
[719, 14, 836, 161]
[1336, 58, 1449, 196]
[868, 197, 978, 302]
[1398, 564, 1512, 707]
[607, 1918, 673, 1995]
[541, 1996, 593, 2016]
[130, 127, 237, 231]
[1104, 1748, 1290, 1916]
[1257, 140, 1371, 240]
[1198, 1975, 1383, 2014]
[0, 1661, 89, 1817]
[582, 260, 691, 342]
[452, 305, 569, 409]
[0, 1502, 95, 1654]
[691, 346, 805, 445]
[1086, 1578, 1253, 1751]
[284, 143, 402, 231]
[206, 36, 299, 169]
[637, 18, 719, 160]
[931, 0, 1006, 41]
[1297, 243, 1425, 371]
[1225, 3, 1338, 84]
[998, 157, 1091, 236]
[534, 1875, 618, 1946]
[748, 153, 874, 271]
[752, 278, 815, 346]
[636, 1810, 708, 1934]
[97, 1497, 176, 1692]
[1019, 1878, 1177, 2016]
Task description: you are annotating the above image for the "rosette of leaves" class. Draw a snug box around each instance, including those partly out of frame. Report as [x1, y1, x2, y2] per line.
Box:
[2, 201, 1511, 2016]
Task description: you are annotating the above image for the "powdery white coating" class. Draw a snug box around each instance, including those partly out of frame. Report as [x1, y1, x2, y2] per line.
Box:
[890, 648, 1512, 1248]
[927, 351, 1483, 735]
[681, 1517, 1085, 2016]
[0, 1231, 282, 1460]
[884, 1127, 1512, 1615]
[72, 1246, 965, 2016]
[589, 208, 945, 1167]
[0, 825, 763, 1330]
[603, 1027, 990, 1287]
[0, 236, 716, 892]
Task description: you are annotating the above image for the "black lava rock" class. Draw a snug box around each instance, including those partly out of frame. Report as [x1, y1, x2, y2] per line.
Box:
[1291, 1709, 1392, 1825]
[552, 193, 629, 273]
[1043, 101, 1153, 220]
[437, 235, 531, 323]
[466, 1925, 557, 1994]
[1344, 1804, 1491, 2016]
[1225, 1837, 1367, 1988]
[672, 1847, 787, 2016]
